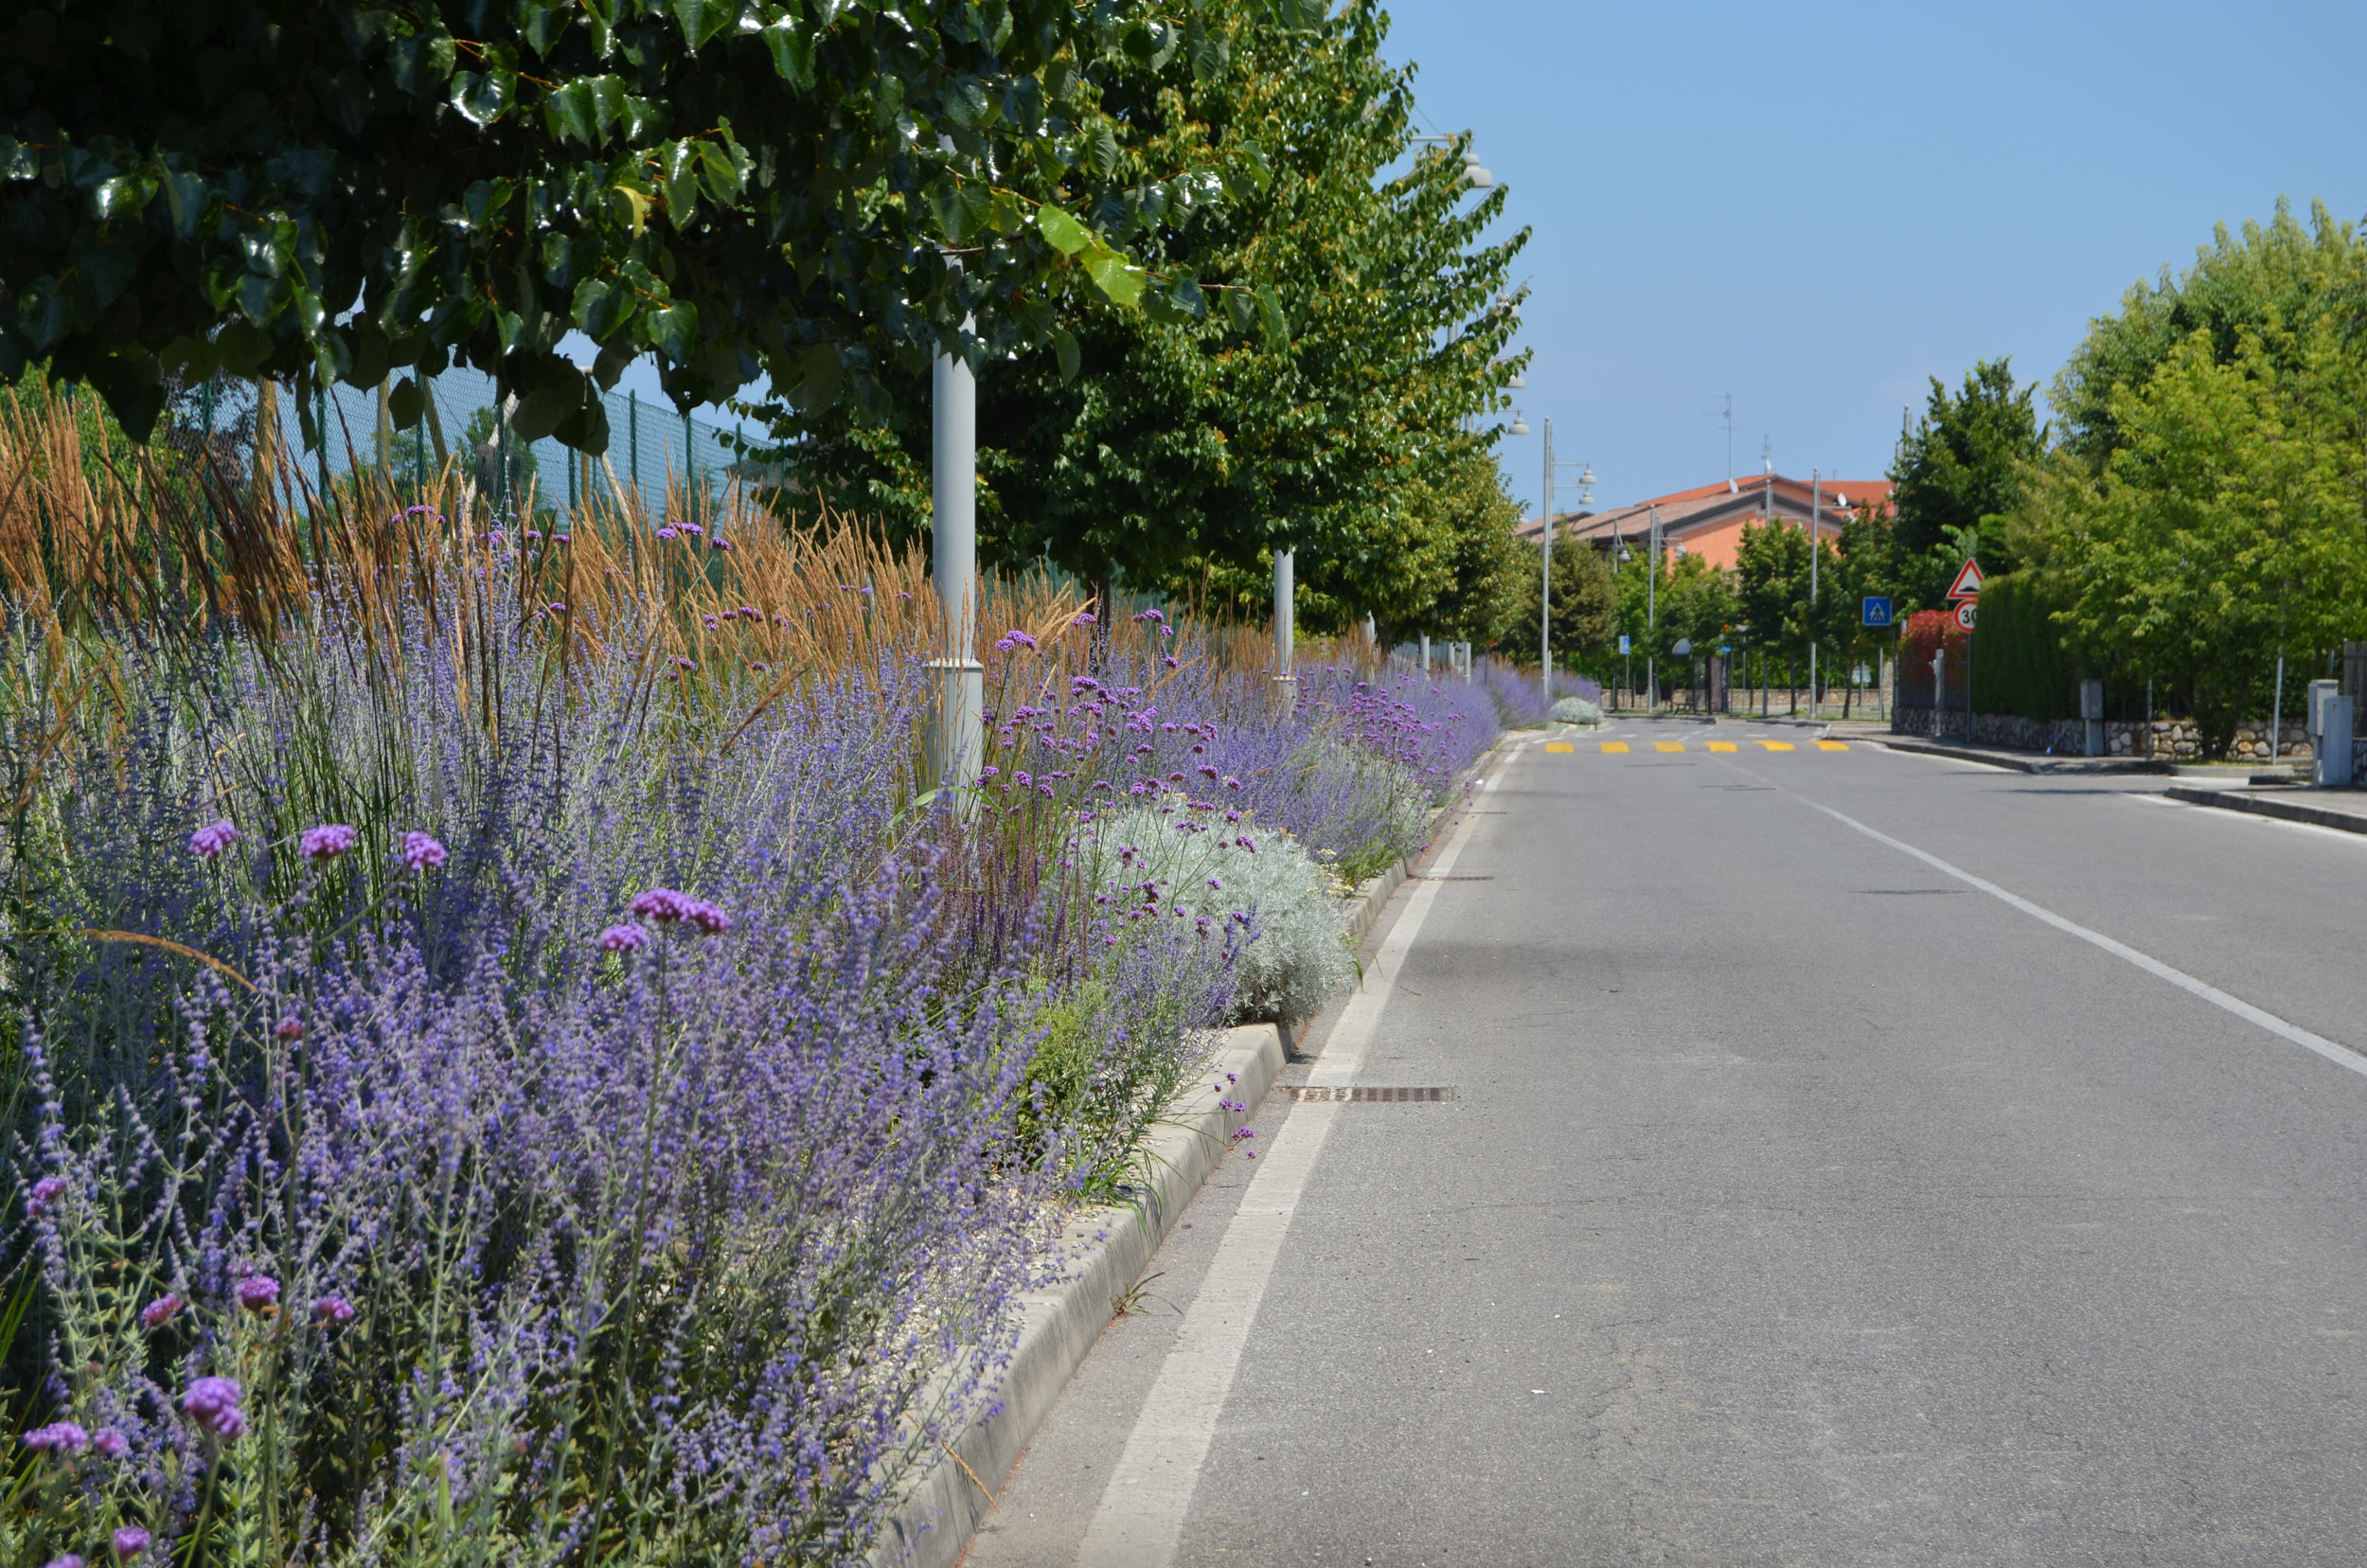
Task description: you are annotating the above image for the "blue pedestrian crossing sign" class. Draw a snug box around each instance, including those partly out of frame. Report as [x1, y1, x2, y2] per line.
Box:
[1618, 634, 1630, 654]
[1861, 596, 1895, 628]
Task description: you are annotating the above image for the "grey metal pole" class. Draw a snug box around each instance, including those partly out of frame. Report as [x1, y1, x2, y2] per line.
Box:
[929, 325, 983, 802]
[1810, 469, 1820, 721]
[1540, 418, 1554, 704]
[2269, 652, 2285, 762]
[1646, 505, 1660, 712]
[1273, 547, 1294, 686]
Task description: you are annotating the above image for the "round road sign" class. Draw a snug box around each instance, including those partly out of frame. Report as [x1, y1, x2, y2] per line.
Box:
[1954, 601, 1978, 632]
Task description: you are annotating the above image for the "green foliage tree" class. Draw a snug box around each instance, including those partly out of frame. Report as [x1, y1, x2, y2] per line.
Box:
[745, 0, 1527, 630]
[0, 0, 1223, 447]
[1888, 357, 2045, 608]
[2027, 319, 2365, 756]
[1497, 528, 1615, 668]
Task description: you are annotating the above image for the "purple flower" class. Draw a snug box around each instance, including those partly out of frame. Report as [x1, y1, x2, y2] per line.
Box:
[399, 831, 449, 871]
[181, 1377, 245, 1437]
[187, 821, 240, 859]
[684, 900, 734, 935]
[22, 1421, 88, 1453]
[275, 1016, 303, 1041]
[524, 529, 543, 542]
[598, 923, 650, 953]
[630, 888, 696, 923]
[553, 532, 571, 544]
[235, 1274, 279, 1313]
[44, 1555, 84, 1568]
[681, 522, 703, 537]
[994, 630, 1038, 652]
[710, 537, 732, 551]
[27, 1175, 64, 1215]
[140, 1294, 181, 1327]
[1074, 611, 1097, 625]
[299, 824, 358, 862]
[1206, 877, 1222, 890]
[656, 526, 678, 541]
[92, 1428, 129, 1459]
[1163, 654, 1181, 668]
[1234, 1126, 1256, 1140]
[113, 1528, 151, 1557]
[313, 1295, 356, 1325]
[546, 601, 569, 615]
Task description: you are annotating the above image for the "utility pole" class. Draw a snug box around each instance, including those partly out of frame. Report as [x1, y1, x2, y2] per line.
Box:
[1646, 505, 1660, 713]
[1810, 469, 1821, 722]
[1540, 418, 1555, 704]
[929, 315, 982, 806]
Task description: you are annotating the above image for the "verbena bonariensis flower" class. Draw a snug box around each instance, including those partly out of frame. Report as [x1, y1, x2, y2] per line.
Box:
[92, 1428, 129, 1458]
[234, 1274, 279, 1312]
[26, 1175, 63, 1215]
[112, 1527, 150, 1556]
[139, 1294, 180, 1327]
[181, 1377, 245, 1437]
[187, 821, 240, 859]
[312, 1295, 356, 1325]
[299, 824, 359, 861]
[399, 830, 449, 871]
[598, 923, 650, 953]
[22, 1420, 89, 1453]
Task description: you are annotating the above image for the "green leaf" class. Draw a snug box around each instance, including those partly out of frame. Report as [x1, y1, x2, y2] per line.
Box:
[161, 171, 208, 237]
[673, 0, 735, 49]
[694, 140, 745, 203]
[1255, 282, 1287, 346]
[573, 276, 636, 339]
[1086, 123, 1120, 180]
[662, 140, 700, 228]
[1035, 204, 1089, 257]
[389, 375, 424, 428]
[388, 31, 457, 96]
[589, 75, 630, 141]
[544, 80, 599, 145]
[650, 302, 699, 362]
[1053, 328, 1080, 384]
[452, 70, 515, 127]
[523, 3, 573, 57]
[763, 21, 817, 88]
[1225, 289, 1256, 335]
[795, 342, 843, 412]
[1081, 247, 1146, 309]
[214, 322, 272, 375]
[512, 375, 580, 443]
[0, 135, 33, 181]
[924, 177, 970, 245]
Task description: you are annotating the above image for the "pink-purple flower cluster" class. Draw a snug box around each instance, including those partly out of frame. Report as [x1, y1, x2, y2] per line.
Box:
[181, 1376, 245, 1438]
[187, 820, 240, 859]
[299, 824, 359, 862]
[398, 830, 448, 870]
[627, 888, 732, 934]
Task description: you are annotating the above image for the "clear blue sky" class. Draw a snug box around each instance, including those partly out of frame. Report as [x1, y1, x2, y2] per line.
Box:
[1379, 0, 2367, 517]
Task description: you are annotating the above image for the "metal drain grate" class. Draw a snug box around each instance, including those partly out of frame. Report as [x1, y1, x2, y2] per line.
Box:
[1282, 1085, 1455, 1102]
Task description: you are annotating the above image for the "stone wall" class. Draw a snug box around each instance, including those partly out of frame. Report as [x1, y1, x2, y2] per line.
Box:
[1893, 708, 2367, 775]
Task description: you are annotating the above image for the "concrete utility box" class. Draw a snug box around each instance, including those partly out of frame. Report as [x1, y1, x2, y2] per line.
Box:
[2315, 694, 2355, 789]
[2080, 679, 2105, 757]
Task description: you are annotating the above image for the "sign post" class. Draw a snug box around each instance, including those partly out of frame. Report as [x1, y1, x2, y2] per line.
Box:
[1948, 559, 1982, 731]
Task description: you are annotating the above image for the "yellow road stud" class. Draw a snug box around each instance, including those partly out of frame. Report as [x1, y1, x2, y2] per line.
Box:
[1816, 739, 1849, 751]
[1707, 740, 1737, 752]
[1544, 740, 1575, 753]
[1601, 741, 1630, 754]
[1654, 741, 1686, 753]
[1755, 739, 1795, 752]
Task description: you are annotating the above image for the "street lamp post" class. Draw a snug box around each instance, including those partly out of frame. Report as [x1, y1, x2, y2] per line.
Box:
[929, 314, 982, 807]
[1540, 417, 1554, 704]
[1809, 468, 1820, 722]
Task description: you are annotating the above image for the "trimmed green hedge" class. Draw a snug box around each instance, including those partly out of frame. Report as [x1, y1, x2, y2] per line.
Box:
[1970, 572, 2079, 722]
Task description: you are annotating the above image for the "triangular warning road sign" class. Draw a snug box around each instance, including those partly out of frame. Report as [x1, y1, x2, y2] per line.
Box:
[1947, 559, 1984, 599]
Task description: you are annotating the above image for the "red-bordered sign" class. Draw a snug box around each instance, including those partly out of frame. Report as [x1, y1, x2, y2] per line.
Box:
[1954, 600, 1978, 632]
[1947, 559, 1984, 600]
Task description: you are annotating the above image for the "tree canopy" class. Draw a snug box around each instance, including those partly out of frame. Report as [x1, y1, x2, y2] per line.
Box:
[0, 0, 1240, 447]
[1888, 357, 2044, 605]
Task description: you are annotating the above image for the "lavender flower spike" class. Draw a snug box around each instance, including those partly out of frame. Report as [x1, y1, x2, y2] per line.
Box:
[26, 1175, 63, 1215]
[22, 1421, 89, 1453]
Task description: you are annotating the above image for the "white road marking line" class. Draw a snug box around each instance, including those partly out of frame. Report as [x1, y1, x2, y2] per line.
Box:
[1791, 793, 2367, 1081]
[1069, 746, 1506, 1567]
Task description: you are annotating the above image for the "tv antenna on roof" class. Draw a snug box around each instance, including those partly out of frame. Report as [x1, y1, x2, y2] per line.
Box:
[1761, 435, 1772, 475]
[1705, 393, 1734, 480]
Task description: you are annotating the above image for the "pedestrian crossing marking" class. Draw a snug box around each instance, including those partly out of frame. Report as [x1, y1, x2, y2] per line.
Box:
[1600, 741, 1630, 754]
[1816, 740, 1850, 751]
[1654, 741, 1686, 753]
[1544, 741, 1575, 753]
[1755, 740, 1795, 752]
[1707, 740, 1737, 752]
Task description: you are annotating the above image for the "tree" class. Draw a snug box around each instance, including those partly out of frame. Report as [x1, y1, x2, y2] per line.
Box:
[1496, 527, 1614, 668]
[743, 0, 1527, 629]
[0, 0, 1232, 447]
[2038, 321, 2364, 756]
[1889, 358, 2044, 611]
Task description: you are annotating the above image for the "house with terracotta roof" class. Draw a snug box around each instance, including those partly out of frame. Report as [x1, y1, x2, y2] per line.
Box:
[1520, 473, 1893, 569]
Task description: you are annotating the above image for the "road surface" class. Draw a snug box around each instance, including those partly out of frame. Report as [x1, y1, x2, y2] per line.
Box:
[966, 717, 2367, 1567]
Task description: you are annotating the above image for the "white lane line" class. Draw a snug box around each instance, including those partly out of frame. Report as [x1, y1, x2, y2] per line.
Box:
[1069, 749, 1514, 1568]
[1791, 793, 2367, 1081]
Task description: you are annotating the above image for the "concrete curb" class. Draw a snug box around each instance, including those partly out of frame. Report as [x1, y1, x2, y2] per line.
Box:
[1862, 735, 2173, 775]
[872, 731, 1521, 1568]
[2165, 783, 2367, 835]
[871, 1021, 1286, 1568]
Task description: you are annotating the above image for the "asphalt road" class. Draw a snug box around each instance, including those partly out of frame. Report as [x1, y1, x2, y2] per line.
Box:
[966, 717, 2367, 1567]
